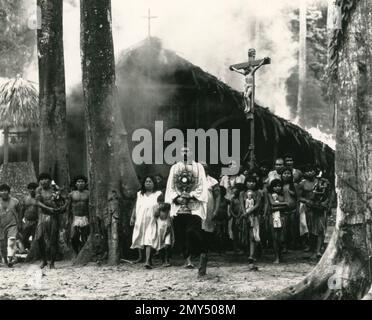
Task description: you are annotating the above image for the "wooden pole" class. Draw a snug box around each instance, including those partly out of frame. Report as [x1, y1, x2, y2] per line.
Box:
[27, 128, 32, 163]
[3, 127, 9, 165]
[249, 49, 256, 169]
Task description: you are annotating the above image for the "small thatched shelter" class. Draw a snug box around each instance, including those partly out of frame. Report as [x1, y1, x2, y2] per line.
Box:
[0, 75, 38, 198]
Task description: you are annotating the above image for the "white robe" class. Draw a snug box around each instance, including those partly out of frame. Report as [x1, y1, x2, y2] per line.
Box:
[131, 191, 162, 249]
[164, 161, 208, 221]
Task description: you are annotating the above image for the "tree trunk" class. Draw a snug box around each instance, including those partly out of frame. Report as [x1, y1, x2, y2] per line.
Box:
[74, 0, 139, 266]
[295, 0, 307, 126]
[27, 128, 32, 163]
[37, 0, 69, 188]
[3, 127, 9, 165]
[271, 0, 372, 300]
[33, 0, 71, 262]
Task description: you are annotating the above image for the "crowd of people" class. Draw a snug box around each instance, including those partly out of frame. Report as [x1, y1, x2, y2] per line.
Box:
[0, 174, 89, 268]
[0, 149, 334, 277]
[129, 150, 335, 276]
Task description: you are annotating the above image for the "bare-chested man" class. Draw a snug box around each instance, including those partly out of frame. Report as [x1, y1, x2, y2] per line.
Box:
[0, 184, 21, 267]
[35, 173, 64, 269]
[67, 175, 90, 255]
[298, 165, 330, 258]
[22, 182, 54, 250]
[283, 154, 303, 184]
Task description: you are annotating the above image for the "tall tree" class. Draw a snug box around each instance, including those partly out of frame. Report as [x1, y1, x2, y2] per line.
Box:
[295, 0, 307, 125]
[272, 0, 372, 300]
[38, 0, 69, 188]
[76, 0, 139, 265]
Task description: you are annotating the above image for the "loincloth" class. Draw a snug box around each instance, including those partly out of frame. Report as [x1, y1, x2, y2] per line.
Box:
[72, 216, 89, 228]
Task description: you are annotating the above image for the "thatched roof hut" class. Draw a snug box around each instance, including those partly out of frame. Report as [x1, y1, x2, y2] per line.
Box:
[115, 37, 335, 179]
[0, 76, 38, 199]
[0, 75, 38, 164]
[0, 75, 38, 130]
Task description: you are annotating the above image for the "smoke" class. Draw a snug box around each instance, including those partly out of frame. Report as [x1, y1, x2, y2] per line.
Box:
[23, 0, 327, 120]
[307, 126, 335, 149]
[113, 0, 300, 119]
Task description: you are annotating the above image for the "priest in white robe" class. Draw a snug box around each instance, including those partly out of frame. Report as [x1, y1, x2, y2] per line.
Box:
[165, 145, 209, 276]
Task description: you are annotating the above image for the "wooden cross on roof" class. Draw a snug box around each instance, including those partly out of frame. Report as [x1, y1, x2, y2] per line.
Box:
[142, 9, 158, 38]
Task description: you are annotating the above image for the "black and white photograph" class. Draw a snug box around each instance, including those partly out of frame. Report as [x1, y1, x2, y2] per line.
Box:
[0, 0, 371, 305]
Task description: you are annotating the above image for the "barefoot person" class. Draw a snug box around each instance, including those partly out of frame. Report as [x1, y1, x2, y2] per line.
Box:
[214, 187, 229, 254]
[240, 176, 263, 263]
[0, 184, 21, 267]
[228, 185, 243, 254]
[267, 179, 288, 264]
[201, 162, 220, 253]
[35, 173, 64, 269]
[67, 176, 90, 255]
[130, 176, 162, 268]
[155, 202, 174, 267]
[165, 145, 209, 276]
[281, 167, 298, 251]
[21, 182, 54, 251]
[298, 165, 330, 258]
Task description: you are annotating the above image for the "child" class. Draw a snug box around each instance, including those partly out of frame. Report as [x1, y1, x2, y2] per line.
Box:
[228, 185, 243, 253]
[240, 176, 262, 263]
[245, 191, 255, 211]
[155, 203, 174, 267]
[281, 167, 298, 251]
[267, 179, 288, 264]
[213, 187, 229, 254]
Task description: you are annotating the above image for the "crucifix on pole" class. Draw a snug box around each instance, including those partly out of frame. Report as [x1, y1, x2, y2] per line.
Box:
[229, 49, 270, 168]
[142, 9, 158, 38]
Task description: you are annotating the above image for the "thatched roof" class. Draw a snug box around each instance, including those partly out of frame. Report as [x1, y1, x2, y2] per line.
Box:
[119, 38, 334, 146]
[116, 38, 334, 172]
[0, 76, 39, 129]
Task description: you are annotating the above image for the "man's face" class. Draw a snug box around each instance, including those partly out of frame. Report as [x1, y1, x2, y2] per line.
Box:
[285, 157, 294, 168]
[40, 178, 51, 189]
[180, 147, 192, 160]
[274, 159, 284, 173]
[76, 179, 86, 191]
[0, 190, 10, 200]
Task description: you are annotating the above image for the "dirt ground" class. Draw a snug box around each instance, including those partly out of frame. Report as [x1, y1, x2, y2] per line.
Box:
[0, 249, 316, 300]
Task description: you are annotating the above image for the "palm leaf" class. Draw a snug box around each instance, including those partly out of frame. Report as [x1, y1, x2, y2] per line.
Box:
[0, 76, 39, 129]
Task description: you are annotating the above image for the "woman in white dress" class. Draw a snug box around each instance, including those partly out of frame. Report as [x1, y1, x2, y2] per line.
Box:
[130, 176, 162, 269]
